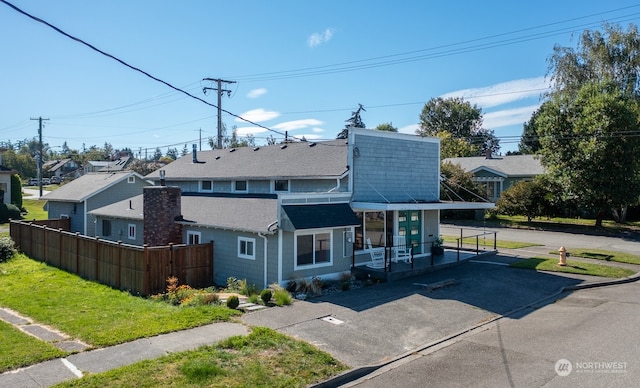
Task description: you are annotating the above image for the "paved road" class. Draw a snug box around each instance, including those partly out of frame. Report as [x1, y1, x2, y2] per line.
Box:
[346, 281, 640, 387]
[441, 222, 640, 255]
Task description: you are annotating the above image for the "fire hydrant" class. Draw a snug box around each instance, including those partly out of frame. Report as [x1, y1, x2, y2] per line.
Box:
[558, 246, 567, 266]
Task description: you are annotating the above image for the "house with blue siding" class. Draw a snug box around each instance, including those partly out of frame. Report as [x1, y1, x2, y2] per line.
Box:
[42, 171, 151, 236]
[443, 154, 545, 202]
[89, 129, 493, 288]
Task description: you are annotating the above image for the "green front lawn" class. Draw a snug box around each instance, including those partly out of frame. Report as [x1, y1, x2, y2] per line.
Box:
[510, 257, 636, 278]
[0, 255, 240, 348]
[54, 327, 347, 388]
[21, 198, 48, 220]
[0, 320, 66, 372]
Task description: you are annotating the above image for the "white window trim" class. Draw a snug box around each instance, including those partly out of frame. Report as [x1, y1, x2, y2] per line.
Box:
[273, 179, 290, 193]
[200, 180, 213, 192]
[60, 214, 70, 219]
[187, 230, 201, 245]
[238, 237, 256, 260]
[127, 224, 136, 240]
[127, 175, 135, 183]
[233, 180, 248, 192]
[294, 229, 333, 270]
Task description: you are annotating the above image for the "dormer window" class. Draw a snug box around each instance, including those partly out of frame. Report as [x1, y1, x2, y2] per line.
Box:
[234, 180, 247, 192]
[274, 179, 289, 192]
[201, 180, 213, 192]
[127, 175, 135, 183]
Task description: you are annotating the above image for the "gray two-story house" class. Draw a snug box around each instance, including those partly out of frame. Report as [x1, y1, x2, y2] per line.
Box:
[89, 129, 493, 288]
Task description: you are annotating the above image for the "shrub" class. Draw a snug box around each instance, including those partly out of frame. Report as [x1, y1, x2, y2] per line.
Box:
[0, 237, 17, 263]
[273, 288, 292, 306]
[226, 295, 240, 309]
[260, 289, 272, 304]
[0, 203, 22, 223]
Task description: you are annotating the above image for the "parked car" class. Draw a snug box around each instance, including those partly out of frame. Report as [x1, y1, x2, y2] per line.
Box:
[28, 178, 38, 186]
[42, 178, 51, 185]
[50, 176, 61, 184]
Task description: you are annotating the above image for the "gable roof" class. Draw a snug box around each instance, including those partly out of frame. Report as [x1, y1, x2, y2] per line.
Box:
[41, 171, 149, 203]
[443, 154, 545, 178]
[43, 159, 74, 172]
[89, 194, 278, 234]
[144, 140, 349, 181]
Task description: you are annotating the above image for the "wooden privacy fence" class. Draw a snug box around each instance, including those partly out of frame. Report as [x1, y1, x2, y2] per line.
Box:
[9, 219, 214, 296]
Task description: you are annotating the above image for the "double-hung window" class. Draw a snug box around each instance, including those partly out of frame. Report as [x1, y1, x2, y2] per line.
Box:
[187, 231, 201, 245]
[127, 224, 136, 240]
[238, 237, 255, 260]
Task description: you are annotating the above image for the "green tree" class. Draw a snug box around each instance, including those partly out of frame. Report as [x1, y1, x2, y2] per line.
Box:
[417, 97, 499, 158]
[518, 102, 550, 154]
[496, 177, 558, 222]
[374, 122, 398, 132]
[440, 161, 484, 202]
[536, 81, 640, 226]
[547, 23, 640, 99]
[336, 104, 366, 139]
[10, 174, 23, 210]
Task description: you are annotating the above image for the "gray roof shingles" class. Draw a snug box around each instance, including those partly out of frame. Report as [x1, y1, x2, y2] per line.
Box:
[443, 154, 545, 177]
[145, 140, 349, 181]
[41, 172, 143, 202]
[89, 194, 278, 234]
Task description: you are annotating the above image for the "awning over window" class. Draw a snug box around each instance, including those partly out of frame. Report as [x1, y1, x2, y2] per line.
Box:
[282, 203, 360, 230]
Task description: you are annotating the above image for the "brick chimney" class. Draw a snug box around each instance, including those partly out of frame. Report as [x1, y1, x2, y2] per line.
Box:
[143, 186, 182, 246]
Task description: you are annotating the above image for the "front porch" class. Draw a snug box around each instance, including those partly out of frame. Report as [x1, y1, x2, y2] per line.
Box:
[352, 247, 497, 282]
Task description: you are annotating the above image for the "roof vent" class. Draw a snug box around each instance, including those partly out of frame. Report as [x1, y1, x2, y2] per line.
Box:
[308, 142, 316, 147]
[253, 147, 260, 151]
[192, 144, 198, 163]
[215, 156, 221, 160]
[229, 148, 236, 152]
[280, 144, 287, 149]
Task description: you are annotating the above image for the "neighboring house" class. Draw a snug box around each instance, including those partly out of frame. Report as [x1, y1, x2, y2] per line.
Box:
[0, 164, 17, 205]
[41, 171, 151, 236]
[84, 156, 132, 173]
[90, 129, 492, 288]
[43, 158, 80, 179]
[443, 154, 545, 202]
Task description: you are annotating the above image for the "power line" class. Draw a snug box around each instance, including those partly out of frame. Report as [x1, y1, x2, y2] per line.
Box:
[0, 0, 289, 140]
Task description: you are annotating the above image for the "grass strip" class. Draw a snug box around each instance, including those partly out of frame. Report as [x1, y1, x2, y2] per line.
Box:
[0, 320, 67, 373]
[53, 327, 347, 388]
[510, 257, 636, 279]
[0, 255, 240, 347]
[547, 248, 640, 266]
[443, 235, 540, 249]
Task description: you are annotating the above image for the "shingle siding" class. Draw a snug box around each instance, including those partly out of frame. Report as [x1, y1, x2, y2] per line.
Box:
[352, 134, 439, 203]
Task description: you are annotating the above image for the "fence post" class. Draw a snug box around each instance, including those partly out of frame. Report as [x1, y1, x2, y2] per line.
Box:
[58, 228, 63, 269]
[143, 244, 149, 296]
[95, 237, 100, 281]
[75, 232, 80, 272]
[117, 241, 122, 289]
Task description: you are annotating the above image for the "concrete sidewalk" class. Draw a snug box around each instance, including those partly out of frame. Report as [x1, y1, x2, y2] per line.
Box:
[0, 322, 248, 387]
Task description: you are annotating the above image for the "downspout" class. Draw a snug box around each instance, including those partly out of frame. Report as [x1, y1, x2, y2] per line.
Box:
[260, 220, 279, 288]
[258, 232, 268, 289]
[328, 178, 340, 193]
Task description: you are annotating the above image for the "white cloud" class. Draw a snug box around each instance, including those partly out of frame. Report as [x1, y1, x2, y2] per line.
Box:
[483, 104, 540, 128]
[235, 126, 269, 136]
[441, 77, 549, 108]
[236, 108, 280, 123]
[247, 88, 267, 99]
[273, 119, 324, 131]
[308, 28, 334, 47]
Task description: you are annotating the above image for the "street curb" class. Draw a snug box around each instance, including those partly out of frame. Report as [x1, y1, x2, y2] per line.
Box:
[311, 269, 640, 387]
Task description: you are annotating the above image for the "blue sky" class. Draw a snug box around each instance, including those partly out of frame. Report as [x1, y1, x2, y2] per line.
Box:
[2, 1, 640, 156]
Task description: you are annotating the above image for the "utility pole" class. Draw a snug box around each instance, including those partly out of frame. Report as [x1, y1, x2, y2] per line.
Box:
[195, 128, 203, 151]
[30, 116, 49, 197]
[202, 78, 236, 149]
